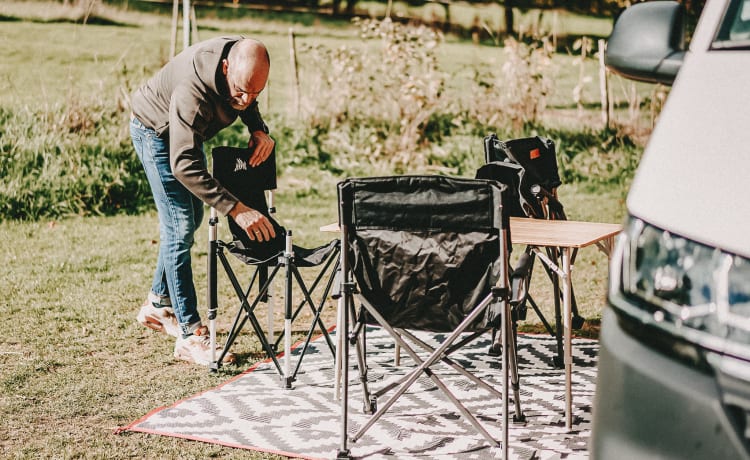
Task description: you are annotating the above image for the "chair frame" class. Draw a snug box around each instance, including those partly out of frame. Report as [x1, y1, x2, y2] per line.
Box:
[335, 175, 522, 460]
[208, 209, 340, 387]
[481, 134, 584, 367]
[205, 146, 339, 386]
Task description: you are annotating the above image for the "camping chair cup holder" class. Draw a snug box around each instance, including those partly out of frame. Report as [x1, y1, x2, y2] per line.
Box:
[206, 146, 340, 387]
[477, 134, 585, 368]
[335, 175, 524, 460]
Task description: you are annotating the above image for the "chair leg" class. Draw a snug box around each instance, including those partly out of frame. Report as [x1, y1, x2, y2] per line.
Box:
[351, 295, 501, 447]
[273, 250, 339, 354]
[337, 247, 356, 459]
[286, 263, 338, 382]
[217, 251, 284, 374]
[505, 304, 525, 423]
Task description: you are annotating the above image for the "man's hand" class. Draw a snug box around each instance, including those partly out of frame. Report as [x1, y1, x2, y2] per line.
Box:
[247, 130, 275, 167]
[228, 201, 276, 242]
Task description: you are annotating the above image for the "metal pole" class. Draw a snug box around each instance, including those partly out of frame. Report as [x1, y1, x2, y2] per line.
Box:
[337, 223, 350, 458]
[207, 207, 218, 372]
[170, 0, 178, 58]
[500, 228, 510, 460]
[284, 231, 294, 389]
[288, 28, 300, 118]
[563, 247, 573, 431]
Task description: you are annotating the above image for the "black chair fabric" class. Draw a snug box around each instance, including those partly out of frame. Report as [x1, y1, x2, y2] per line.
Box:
[476, 162, 527, 218]
[340, 175, 508, 332]
[212, 146, 334, 266]
[212, 146, 284, 260]
[484, 134, 562, 192]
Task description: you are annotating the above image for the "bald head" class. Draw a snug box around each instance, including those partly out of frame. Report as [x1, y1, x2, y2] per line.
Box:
[223, 39, 270, 110]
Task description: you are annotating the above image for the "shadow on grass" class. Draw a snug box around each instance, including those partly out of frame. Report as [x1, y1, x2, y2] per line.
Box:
[0, 13, 135, 27]
[0, 14, 21, 22]
[519, 317, 601, 339]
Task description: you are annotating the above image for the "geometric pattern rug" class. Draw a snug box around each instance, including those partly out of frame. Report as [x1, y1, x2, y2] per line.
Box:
[122, 327, 597, 460]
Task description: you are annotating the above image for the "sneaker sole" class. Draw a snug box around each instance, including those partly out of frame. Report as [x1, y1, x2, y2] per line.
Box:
[137, 312, 179, 338]
[173, 347, 237, 366]
[173, 348, 206, 365]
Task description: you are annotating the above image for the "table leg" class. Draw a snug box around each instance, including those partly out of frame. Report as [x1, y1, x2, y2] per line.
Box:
[334, 293, 344, 399]
[562, 247, 573, 431]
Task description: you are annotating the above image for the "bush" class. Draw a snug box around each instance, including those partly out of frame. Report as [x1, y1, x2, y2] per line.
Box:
[461, 37, 557, 130]
[295, 17, 446, 170]
[0, 103, 151, 220]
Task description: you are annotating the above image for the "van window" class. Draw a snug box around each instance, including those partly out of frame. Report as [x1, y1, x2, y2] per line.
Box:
[714, 0, 750, 47]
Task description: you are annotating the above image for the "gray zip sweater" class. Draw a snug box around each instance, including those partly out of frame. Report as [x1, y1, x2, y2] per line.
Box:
[131, 36, 267, 216]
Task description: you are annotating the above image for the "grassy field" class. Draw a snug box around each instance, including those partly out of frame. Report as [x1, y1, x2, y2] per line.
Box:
[1, 2, 637, 458]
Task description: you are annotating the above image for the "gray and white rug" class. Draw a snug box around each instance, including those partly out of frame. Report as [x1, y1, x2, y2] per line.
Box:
[124, 328, 597, 459]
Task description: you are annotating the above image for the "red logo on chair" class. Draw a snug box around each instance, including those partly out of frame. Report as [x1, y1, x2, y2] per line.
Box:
[529, 148, 541, 159]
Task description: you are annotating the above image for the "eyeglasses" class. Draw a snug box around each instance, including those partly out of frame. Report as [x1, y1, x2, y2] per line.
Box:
[227, 69, 263, 102]
[232, 80, 262, 100]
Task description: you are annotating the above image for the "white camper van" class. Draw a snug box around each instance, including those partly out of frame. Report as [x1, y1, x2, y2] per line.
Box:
[591, 0, 750, 458]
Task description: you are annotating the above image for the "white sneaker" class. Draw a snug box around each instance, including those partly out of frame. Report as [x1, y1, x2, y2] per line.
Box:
[173, 326, 236, 366]
[137, 301, 180, 338]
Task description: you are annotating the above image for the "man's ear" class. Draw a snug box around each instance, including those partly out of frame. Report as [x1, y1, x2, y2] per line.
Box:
[221, 59, 229, 76]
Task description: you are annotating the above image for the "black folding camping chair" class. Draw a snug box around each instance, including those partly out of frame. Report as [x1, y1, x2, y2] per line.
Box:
[206, 146, 339, 387]
[477, 134, 584, 367]
[335, 175, 524, 460]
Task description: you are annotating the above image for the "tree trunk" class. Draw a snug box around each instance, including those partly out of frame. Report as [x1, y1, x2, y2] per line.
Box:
[504, 0, 516, 37]
[345, 0, 356, 16]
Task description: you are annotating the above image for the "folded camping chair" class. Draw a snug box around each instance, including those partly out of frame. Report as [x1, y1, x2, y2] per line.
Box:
[336, 175, 524, 460]
[207, 146, 340, 387]
[477, 134, 583, 368]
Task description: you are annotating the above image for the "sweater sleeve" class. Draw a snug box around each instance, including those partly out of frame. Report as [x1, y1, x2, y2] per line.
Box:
[168, 88, 239, 216]
[239, 100, 268, 134]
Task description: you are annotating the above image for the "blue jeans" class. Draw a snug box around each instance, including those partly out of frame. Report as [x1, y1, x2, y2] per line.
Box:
[130, 116, 204, 336]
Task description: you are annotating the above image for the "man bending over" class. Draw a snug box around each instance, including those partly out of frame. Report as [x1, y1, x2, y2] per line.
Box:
[130, 37, 275, 365]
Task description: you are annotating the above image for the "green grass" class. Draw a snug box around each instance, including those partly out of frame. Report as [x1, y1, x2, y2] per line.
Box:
[0, 205, 338, 459]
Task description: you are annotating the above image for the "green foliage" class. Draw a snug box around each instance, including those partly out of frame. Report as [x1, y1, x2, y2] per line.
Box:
[295, 17, 446, 170]
[549, 127, 641, 187]
[0, 103, 151, 220]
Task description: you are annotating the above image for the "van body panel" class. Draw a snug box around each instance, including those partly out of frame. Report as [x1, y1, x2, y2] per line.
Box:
[626, 37, 750, 258]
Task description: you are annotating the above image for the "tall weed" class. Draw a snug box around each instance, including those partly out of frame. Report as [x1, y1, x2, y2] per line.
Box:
[459, 36, 557, 130]
[0, 100, 149, 220]
[296, 18, 446, 170]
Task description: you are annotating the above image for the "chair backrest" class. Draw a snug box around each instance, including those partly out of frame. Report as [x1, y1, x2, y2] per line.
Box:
[484, 134, 562, 191]
[338, 175, 509, 332]
[211, 146, 285, 261]
[476, 162, 530, 218]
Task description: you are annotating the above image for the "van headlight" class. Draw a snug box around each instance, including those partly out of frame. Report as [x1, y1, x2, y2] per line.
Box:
[611, 217, 750, 358]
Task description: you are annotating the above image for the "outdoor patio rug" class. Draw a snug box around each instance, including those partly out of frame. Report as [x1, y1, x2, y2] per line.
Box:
[122, 327, 597, 460]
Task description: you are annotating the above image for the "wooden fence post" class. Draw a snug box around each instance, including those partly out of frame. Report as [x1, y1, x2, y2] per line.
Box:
[289, 28, 300, 118]
[190, 5, 199, 44]
[182, 0, 190, 49]
[598, 39, 610, 129]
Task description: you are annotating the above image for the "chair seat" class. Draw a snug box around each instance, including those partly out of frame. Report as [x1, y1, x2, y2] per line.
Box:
[222, 238, 339, 267]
